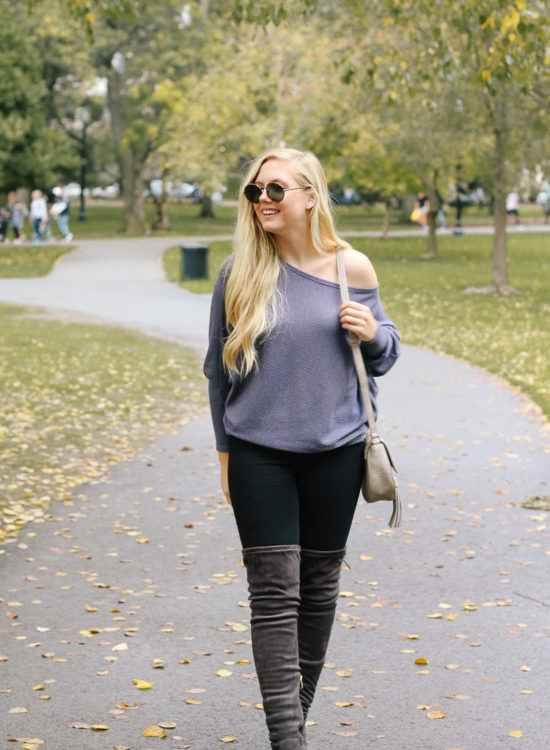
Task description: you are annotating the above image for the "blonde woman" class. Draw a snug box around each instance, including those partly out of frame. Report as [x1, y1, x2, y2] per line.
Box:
[204, 148, 400, 749]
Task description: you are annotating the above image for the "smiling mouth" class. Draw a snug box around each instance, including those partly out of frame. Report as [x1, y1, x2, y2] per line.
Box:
[262, 209, 279, 215]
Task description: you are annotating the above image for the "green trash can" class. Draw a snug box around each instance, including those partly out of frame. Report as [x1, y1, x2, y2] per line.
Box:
[180, 244, 208, 280]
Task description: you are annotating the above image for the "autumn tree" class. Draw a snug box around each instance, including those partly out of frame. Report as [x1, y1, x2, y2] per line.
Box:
[0, 0, 78, 195]
[379, 0, 549, 291]
[159, 17, 357, 211]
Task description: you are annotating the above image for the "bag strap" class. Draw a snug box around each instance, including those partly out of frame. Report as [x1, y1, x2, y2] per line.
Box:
[336, 247, 378, 437]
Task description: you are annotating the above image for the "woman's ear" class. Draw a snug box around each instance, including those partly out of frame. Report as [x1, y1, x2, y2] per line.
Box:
[306, 198, 315, 211]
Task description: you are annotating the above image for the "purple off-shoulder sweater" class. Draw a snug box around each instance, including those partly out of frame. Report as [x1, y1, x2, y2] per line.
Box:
[203, 259, 401, 453]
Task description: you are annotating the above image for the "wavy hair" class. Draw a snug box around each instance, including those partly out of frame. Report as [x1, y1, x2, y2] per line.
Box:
[223, 147, 349, 377]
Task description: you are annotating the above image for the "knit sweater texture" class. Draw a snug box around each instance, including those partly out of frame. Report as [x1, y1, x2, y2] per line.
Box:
[203, 259, 401, 453]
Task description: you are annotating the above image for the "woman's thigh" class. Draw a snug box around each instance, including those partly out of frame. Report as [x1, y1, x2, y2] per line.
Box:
[297, 442, 364, 551]
[227, 437, 301, 548]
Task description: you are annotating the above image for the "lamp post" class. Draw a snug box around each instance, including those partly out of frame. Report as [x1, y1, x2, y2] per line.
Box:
[77, 106, 91, 223]
[453, 163, 464, 236]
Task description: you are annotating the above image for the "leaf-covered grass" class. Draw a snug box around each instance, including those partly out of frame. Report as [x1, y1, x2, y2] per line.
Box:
[0, 243, 74, 277]
[167, 232, 550, 420]
[0, 304, 207, 541]
[361, 233, 550, 421]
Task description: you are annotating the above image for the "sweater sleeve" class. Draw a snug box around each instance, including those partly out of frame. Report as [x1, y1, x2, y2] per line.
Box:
[357, 287, 401, 376]
[203, 267, 232, 452]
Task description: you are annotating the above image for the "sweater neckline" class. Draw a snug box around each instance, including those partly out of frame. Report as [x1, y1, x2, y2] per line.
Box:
[281, 258, 378, 292]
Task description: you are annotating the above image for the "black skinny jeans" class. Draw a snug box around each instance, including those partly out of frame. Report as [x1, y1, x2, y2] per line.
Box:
[227, 436, 364, 550]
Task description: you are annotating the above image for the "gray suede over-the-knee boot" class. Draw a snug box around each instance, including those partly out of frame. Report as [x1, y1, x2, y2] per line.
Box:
[242, 545, 306, 750]
[298, 547, 346, 722]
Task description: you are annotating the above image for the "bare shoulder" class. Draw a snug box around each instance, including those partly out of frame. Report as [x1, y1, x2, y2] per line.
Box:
[343, 247, 378, 289]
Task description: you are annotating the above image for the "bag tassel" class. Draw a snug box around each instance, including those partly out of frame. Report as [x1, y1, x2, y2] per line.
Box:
[388, 479, 402, 529]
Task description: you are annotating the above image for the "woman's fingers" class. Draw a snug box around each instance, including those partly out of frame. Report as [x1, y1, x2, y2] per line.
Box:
[340, 302, 377, 342]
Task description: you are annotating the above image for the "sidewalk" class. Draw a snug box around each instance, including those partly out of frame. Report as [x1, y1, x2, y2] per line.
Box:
[1, 238, 549, 750]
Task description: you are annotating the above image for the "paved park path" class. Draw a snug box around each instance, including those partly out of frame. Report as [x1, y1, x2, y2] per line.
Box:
[1, 233, 549, 750]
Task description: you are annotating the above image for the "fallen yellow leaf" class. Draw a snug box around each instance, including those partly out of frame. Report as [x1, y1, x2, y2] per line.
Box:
[133, 679, 154, 690]
[215, 669, 232, 677]
[415, 658, 428, 665]
[143, 725, 166, 738]
[336, 668, 353, 677]
[509, 730, 523, 738]
[220, 738, 237, 743]
[426, 710, 446, 719]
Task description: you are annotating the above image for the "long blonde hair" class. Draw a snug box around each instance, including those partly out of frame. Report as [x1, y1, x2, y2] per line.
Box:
[223, 147, 349, 377]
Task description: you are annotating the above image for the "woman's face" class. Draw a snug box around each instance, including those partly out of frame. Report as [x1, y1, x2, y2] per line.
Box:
[251, 159, 312, 237]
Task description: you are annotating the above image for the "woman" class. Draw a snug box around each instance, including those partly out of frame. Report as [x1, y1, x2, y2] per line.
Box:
[30, 189, 49, 244]
[204, 148, 400, 749]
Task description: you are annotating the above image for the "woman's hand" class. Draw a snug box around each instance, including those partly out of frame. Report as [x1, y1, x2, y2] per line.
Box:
[340, 300, 378, 342]
[218, 451, 231, 506]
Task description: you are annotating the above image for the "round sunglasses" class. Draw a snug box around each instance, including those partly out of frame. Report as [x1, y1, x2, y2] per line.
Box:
[244, 182, 312, 204]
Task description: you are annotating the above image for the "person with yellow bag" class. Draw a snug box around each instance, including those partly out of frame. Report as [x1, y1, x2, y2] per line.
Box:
[410, 193, 429, 230]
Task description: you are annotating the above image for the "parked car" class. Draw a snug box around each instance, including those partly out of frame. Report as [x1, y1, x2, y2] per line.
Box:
[91, 184, 120, 198]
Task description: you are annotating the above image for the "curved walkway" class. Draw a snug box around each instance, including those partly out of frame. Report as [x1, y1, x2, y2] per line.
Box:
[0, 236, 217, 353]
[1, 237, 549, 750]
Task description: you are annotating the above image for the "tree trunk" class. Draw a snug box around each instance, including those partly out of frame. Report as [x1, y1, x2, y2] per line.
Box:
[151, 190, 170, 231]
[107, 64, 146, 234]
[421, 175, 439, 259]
[107, 67, 124, 207]
[199, 193, 214, 218]
[491, 94, 510, 292]
[122, 149, 146, 233]
[380, 201, 390, 239]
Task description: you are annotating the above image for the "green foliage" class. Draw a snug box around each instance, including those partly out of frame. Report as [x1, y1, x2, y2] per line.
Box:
[0, 2, 51, 189]
[231, 0, 316, 25]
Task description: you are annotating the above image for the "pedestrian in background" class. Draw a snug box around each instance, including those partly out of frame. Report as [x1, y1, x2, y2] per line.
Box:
[204, 148, 401, 749]
[506, 191, 521, 225]
[50, 187, 73, 241]
[412, 192, 429, 230]
[9, 193, 27, 243]
[0, 206, 9, 242]
[30, 189, 49, 244]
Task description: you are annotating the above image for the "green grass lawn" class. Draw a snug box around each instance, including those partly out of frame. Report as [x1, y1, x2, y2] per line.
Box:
[62, 201, 238, 238]
[166, 232, 550, 421]
[0, 305, 207, 541]
[0, 243, 74, 277]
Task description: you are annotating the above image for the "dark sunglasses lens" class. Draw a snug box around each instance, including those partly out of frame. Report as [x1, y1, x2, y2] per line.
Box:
[266, 183, 285, 202]
[244, 184, 261, 203]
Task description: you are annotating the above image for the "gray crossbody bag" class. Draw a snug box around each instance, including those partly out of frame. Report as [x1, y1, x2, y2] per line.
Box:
[336, 248, 402, 528]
